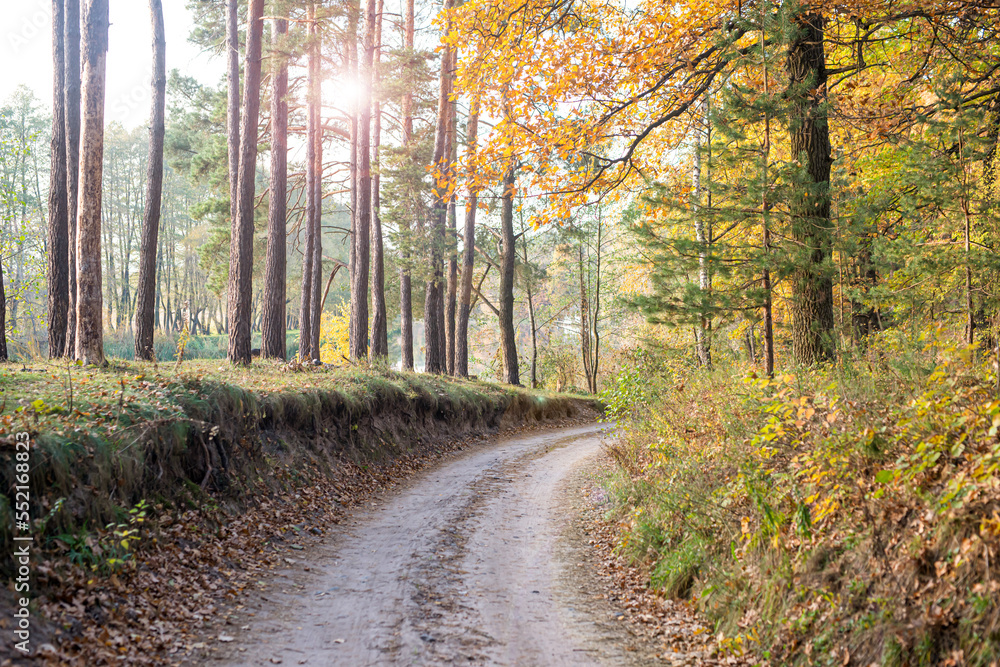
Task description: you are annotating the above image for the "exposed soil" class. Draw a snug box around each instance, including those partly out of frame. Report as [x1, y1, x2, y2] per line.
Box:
[185, 424, 717, 666]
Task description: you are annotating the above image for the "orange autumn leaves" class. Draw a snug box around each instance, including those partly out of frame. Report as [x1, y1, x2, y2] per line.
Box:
[438, 0, 997, 225]
[441, 0, 738, 222]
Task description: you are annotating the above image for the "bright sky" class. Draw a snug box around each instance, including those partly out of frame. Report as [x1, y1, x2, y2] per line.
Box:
[1, 0, 226, 127]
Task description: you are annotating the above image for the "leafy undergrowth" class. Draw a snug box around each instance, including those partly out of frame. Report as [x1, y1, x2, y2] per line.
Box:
[582, 456, 751, 665]
[0, 359, 597, 664]
[603, 331, 1000, 666]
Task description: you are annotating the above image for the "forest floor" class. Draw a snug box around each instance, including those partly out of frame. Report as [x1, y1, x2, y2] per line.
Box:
[182, 423, 734, 667]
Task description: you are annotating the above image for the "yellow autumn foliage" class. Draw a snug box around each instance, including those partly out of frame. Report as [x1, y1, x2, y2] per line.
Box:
[318, 301, 351, 366]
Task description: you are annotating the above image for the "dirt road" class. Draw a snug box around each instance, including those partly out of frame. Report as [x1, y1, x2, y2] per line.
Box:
[211, 424, 652, 666]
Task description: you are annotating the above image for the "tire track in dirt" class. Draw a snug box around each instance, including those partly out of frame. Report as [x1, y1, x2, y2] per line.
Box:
[202, 424, 669, 666]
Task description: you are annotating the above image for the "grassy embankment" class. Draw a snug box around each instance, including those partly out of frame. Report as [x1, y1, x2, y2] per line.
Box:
[603, 329, 1000, 665]
[0, 358, 594, 575]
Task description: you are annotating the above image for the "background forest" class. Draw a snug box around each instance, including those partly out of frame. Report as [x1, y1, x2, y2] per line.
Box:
[4, 0, 1000, 662]
[0, 0, 631, 393]
[4, 0, 999, 390]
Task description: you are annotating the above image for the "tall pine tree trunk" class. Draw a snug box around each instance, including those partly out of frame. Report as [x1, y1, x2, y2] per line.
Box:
[398, 0, 415, 370]
[424, 37, 452, 374]
[424, 230, 443, 373]
[370, 0, 388, 359]
[226, 0, 240, 245]
[456, 104, 478, 378]
[298, 182, 314, 361]
[299, 4, 318, 362]
[48, 0, 69, 358]
[135, 0, 166, 361]
[371, 109, 387, 357]
[64, 0, 80, 357]
[227, 0, 264, 365]
[786, 11, 835, 365]
[262, 15, 289, 360]
[75, 0, 109, 366]
[351, 0, 377, 361]
[310, 94, 322, 361]
[499, 166, 519, 386]
[347, 1, 359, 310]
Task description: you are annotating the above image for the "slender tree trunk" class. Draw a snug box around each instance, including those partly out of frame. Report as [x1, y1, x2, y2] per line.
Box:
[694, 95, 712, 369]
[850, 236, 880, 342]
[308, 11, 323, 362]
[965, 201, 974, 346]
[579, 242, 592, 389]
[520, 224, 537, 388]
[370, 0, 388, 359]
[762, 219, 775, 376]
[351, 0, 377, 361]
[787, 11, 835, 364]
[0, 260, 6, 361]
[347, 1, 359, 303]
[455, 104, 478, 377]
[299, 5, 318, 363]
[961, 132, 975, 347]
[310, 90, 322, 361]
[74, 0, 109, 365]
[227, 0, 264, 365]
[48, 0, 69, 358]
[692, 102, 706, 368]
[298, 233, 314, 358]
[398, 0, 415, 370]
[425, 13, 453, 374]
[760, 19, 775, 378]
[436, 103, 449, 371]
[445, 88, 458, 376]
[135, 0, 166, 361]
[349, 119, 358, 291]
[590, 212, 604, 393]
[400, 264, 413, 367]
[0, 270, 7, 360]
[499, 166, 519, 386]
[424, 239, 443, 373]
[262, 16, 289, 360]
[64, 0, 80, 357]
[436, 263, 446, 369]
[226, 0, 240, 242]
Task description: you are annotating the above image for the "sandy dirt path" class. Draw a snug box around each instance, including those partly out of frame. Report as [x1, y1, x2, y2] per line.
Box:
[209, 424, 650, 666]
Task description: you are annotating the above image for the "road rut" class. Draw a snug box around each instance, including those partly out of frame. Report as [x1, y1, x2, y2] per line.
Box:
[214, 424, 641, 666]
